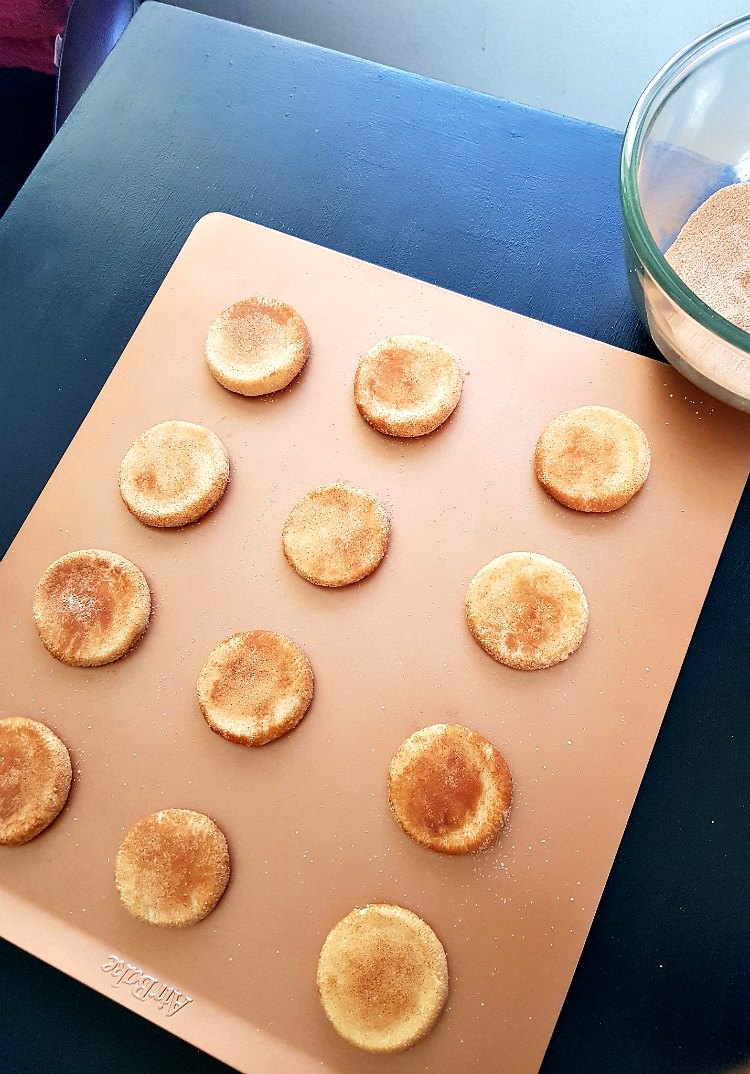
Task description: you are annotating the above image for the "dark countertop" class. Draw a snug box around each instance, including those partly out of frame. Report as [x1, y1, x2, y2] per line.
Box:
[0, 4, 748, 1071]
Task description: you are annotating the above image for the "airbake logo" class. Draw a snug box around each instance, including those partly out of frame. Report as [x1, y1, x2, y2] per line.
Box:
[101, 955, 193, 1017]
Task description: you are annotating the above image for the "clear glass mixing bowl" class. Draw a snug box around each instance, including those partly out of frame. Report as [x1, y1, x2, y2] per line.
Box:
[620, 15, 750, 411]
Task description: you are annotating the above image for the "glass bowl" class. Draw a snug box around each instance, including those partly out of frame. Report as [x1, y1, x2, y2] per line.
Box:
[620, 15, 750, 411]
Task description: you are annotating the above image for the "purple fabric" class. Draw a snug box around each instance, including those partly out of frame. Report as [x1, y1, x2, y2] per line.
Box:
[0, 1, 71, 74]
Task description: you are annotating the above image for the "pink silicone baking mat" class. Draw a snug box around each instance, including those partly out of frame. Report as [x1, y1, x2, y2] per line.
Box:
[1, 213, 749, 1074]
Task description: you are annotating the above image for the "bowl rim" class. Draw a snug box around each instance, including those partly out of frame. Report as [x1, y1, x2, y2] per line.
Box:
[620, 14, 750, 357]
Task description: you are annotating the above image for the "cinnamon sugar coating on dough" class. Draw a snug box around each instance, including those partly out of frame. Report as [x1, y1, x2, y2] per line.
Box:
[115, 809, 230, 927]
[0, 718, 72, 845]
[119, 420, 229, 527]
[198, 630, 314, 746]
[33, 549, 151, 667]
[534, 406, 650, 513]
[388, 723, 512, 854]
[354, 335, 462, 437]
[466, 552, 588, 670]
[317, 903, 448, 1053]
[205, 297, 309, 396]
[282, 483, 390, 587]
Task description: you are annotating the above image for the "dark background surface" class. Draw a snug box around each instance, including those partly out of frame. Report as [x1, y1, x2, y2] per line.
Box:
[0, 5, 748, 1072]
[0, 67, 56, 217]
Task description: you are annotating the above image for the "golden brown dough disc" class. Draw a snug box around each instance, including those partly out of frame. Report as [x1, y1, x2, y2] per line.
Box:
[282, 482, 390, 587]
[388, 723, 512, 854]
[317, 903, 449, 1053]
[0, 718, 72, 845]
[33, 549, 151, 667]
[204, 297, 309, 396]
[465, 552, 588, 670]
[354, 335, 462, 437]
[534, 405, 651, 512]
[115, 808, 229, 927]
[197, 630, 314, 746]
[119, 420, 229, 527]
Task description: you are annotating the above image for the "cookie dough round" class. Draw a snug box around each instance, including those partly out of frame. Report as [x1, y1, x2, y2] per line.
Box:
[388, 723, 512, 854]
[119, 420, 229, 527]
[282, 482, 390, 586]
[33, 549, 151, 667]
[0, 718, 72, 845]
[115, 808, 230, 927]
[198, 630, 314, 746]
[466, 552, 588, 670]
[354, 335, 462, 437]
[534, 405, 650, 512]
[317, 903, 449, 1053]
[205, 297, 309, 396]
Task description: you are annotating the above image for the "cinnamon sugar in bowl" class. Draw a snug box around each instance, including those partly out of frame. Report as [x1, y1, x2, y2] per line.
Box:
[620, 16, 750, 411]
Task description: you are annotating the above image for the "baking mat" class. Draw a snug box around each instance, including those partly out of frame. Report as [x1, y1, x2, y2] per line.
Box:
[1, 213, 748, 1074]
